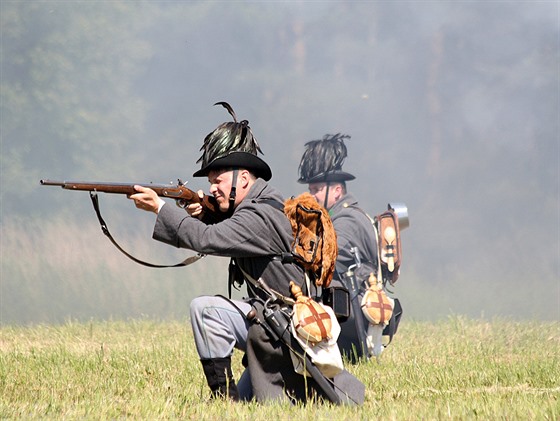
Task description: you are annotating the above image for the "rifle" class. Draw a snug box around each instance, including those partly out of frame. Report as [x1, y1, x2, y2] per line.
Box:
[40, 179, 224, 221]
[40, 179, 225, 267]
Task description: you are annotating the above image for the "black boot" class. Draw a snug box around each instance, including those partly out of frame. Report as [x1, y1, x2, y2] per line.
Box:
[200, 357, 240, 401]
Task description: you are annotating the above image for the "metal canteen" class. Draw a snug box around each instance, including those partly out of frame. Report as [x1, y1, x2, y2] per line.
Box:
[388, 202, 409, 230]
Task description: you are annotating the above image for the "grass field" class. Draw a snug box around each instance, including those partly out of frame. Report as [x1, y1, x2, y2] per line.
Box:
[1, 316, 558, 420]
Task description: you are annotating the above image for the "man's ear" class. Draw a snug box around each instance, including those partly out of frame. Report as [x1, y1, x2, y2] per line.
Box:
[333, 183, 344, 200]
[239, 169, 251, 189]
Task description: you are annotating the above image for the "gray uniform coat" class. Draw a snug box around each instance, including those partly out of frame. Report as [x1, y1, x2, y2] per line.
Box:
[153, 178, 303, 298]
[329, 193, 378, 360]
[330, 193, 378, 275]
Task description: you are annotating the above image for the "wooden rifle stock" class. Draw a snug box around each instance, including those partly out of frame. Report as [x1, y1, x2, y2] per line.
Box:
[40, 179, 225, 222]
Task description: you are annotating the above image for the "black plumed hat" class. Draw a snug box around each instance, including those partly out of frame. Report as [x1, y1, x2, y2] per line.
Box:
[193, 102, 272, 181]
[297, 133, 355, 184]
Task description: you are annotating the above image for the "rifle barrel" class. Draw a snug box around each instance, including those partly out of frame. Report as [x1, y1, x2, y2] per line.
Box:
[40, 179, 65, 186]
[40, 179, 224, 221]
[40, 180, 178, 195]
[41, 179, 171, 188]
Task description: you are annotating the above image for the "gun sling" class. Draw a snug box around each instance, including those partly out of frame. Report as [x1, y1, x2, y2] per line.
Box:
[89, 191, 204, 268]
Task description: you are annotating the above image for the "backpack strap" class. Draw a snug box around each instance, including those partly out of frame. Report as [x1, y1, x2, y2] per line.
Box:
[257, 198, 284, 212]
[256, 198, 296, 265]
[344, 203, 389, 285]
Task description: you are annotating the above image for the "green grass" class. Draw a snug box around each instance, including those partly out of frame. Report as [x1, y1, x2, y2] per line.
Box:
[1, 317, 558, 420]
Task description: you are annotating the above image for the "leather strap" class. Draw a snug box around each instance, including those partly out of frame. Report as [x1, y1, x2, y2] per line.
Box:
[89, 191, 204, 268]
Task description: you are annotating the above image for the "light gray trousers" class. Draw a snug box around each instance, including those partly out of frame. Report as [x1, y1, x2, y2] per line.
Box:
[190, 295, 252, 359]
[190, 295, 254, 399]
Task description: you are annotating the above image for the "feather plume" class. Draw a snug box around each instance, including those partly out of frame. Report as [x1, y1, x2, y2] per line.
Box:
[214, 101, 237, 122]
[196, 102, 263, 167]
[298, 133, 350, 182]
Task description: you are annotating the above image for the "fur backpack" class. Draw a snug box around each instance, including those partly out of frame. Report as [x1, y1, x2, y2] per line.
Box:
[283, 192, 337, 288]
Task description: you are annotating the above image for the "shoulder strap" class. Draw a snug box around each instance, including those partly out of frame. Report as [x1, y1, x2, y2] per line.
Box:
[89, 192, 204, 268]
[257, 198, 284, 211]
[256, 198, 296, 264]
[343, 203, 382, 278]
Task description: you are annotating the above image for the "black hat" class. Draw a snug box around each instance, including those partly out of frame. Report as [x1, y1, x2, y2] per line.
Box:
[193, 102, 272, 181]
[297, 133, 355, 184]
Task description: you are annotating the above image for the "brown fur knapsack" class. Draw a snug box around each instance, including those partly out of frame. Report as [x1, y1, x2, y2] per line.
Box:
[283, 193, 337, 288]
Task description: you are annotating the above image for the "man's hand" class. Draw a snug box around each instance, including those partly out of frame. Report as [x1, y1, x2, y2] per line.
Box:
[129, 185, 165, 214]
[186, 190, 205, 219]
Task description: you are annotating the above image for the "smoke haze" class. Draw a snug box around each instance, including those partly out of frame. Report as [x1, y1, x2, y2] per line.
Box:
[1, 1, 558, 324]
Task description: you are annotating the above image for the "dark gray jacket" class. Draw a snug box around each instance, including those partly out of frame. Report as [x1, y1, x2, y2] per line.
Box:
[152, 178, 303, 298]
[329, 193, 378, 361]
[330, 193, 378, 277]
